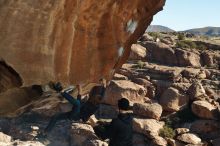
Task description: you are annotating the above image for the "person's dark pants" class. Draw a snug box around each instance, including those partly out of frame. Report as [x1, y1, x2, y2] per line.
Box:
[44, 92, 80, 133]
[44, 112, 69, 133]
[45, 111, 75, 133]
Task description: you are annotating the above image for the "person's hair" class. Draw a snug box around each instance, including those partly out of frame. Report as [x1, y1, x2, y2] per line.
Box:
[89, 86, 105, 98]
[53, 82, 63, 92]
[99, 78, 104, 82]
[118, 98, 130, 111]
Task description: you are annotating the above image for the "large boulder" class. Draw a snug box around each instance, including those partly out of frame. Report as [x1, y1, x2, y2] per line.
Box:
[133, 118, 164, 139]
[129, 44, 147, 60]
[177, 133, 201, 145]
[201, 51, 220, 67]
[159, 87, 189, 112]
[9, 141, 45, 146]
[0, 87, 43, 116]
[70, 123, 107, 146]
[175, 49, 201, 67]
[191, 120, 220, 139]
[133, 102, 162, 120]
[0, 132, 44, 146]
[175, 128, 190, 135]
[103, 80, 147, 105]
[143, 42, 178, 66]
[187, 82, 206, 100]
[0, 132, 12, 143]
[191, 100, 217, 120]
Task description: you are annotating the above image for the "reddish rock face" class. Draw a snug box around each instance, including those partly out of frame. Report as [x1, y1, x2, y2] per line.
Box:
[0, 0, 165, 88]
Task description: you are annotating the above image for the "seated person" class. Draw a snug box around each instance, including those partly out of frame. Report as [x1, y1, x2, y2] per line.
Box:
[94, 98, 133, 146]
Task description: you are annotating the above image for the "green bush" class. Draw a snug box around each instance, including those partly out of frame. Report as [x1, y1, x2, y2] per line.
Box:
[198, 44, 207, 50]
[148, 32, 161, 41]
[178, 33, 185, 40]
[137, 60, 145, 69]
[175, 40, 197, 49]
[159, 125, 175, 139]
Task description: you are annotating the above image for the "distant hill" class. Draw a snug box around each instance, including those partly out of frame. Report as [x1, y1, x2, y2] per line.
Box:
[146, 25, 175, 32]
[184, 27, 220, 36]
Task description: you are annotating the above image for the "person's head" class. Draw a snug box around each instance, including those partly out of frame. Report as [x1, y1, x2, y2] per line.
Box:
[88, 94, 104, 105]
[88, 85, 105, 105]
[118, 98, 130, 111]
[49, 82, 63, 92]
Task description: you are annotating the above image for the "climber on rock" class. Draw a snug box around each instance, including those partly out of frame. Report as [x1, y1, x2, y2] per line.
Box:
[94, 98, 133, 146]
[43, 79, 106, 134]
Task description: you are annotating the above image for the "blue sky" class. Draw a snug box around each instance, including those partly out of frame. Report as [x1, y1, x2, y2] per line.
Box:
[151, 0, 220, 31]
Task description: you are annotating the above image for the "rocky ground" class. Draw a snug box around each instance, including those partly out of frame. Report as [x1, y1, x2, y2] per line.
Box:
[0, 32, 220, 146]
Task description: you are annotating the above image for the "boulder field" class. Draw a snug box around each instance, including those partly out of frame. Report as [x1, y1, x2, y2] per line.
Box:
[0, 32, 219, 146]
[0, 1, 220, 146]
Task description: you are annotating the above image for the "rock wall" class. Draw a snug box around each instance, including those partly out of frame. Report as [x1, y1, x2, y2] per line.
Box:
[0, 0, 165, 89]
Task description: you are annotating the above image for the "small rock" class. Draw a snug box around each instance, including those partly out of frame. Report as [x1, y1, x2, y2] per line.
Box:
[113, 73, 128, 80]
[87, 115, 98, 127]
[84, 140, 108, 146]
[167, 138, 185, 146]
[31, 126, 39, 131]
[175, 128, 190, 135]
[197, 70, 207, 79]
[152, 136, 167, 146]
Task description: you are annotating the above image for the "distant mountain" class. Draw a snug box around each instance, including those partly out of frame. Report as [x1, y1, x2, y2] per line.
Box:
[184, 27, 220, 36]
[146, 25, 175, 32]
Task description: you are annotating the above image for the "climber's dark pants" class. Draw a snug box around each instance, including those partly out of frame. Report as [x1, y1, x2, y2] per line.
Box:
[45, 92, 80, 133]
[44, 109, 80, 132]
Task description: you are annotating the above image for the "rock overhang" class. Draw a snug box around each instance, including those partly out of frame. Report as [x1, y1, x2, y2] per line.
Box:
[0, 0, 166, 90]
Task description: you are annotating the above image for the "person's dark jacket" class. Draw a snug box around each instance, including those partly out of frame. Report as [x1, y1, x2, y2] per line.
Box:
[106, 113, 133, 146]
[80, 102, 98, 122]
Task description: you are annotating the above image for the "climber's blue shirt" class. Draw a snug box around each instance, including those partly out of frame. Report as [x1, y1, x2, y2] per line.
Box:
[60, 85, 105, 121]
[61, 92, 81, 120]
